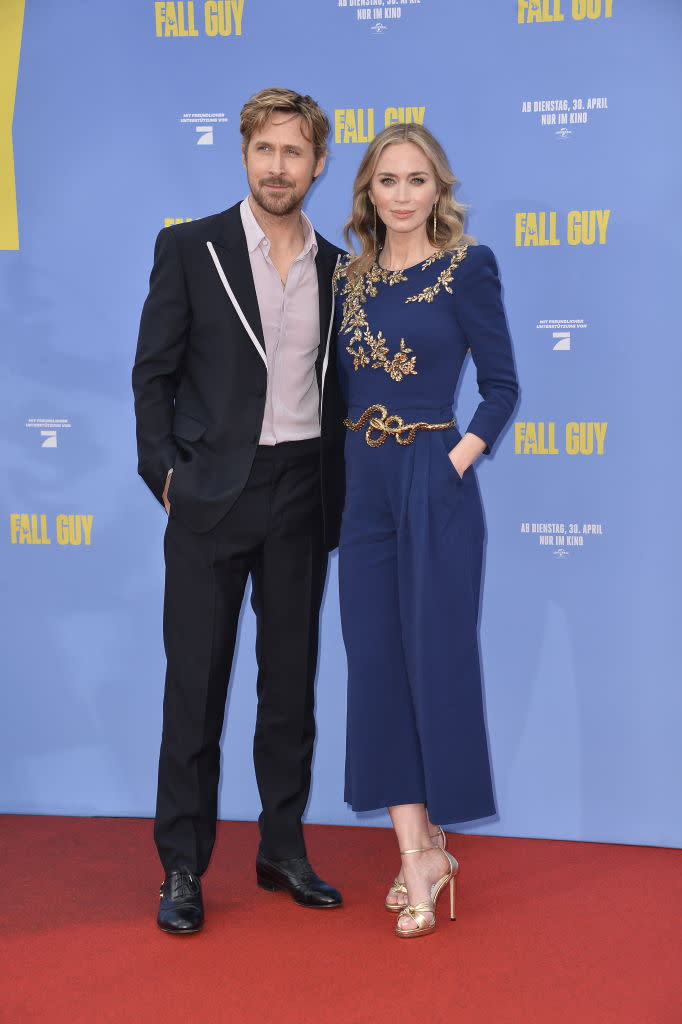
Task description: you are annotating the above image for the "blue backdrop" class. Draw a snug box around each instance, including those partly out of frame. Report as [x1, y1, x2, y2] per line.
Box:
[2, 0, 681, 848]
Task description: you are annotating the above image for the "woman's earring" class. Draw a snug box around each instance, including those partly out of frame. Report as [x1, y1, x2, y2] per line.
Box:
[432, 202, 438, 242]
[373, 201, 377, 241]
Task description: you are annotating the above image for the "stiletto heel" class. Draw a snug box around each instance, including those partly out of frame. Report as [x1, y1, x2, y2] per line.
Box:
[384, 826, 447, 913]
[395, 846, 459, 938]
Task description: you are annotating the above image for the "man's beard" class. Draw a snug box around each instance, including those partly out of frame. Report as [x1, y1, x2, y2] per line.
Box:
[250, 176, 305, 217]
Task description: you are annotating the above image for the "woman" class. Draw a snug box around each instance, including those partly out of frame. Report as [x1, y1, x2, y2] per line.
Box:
[334, 124, 518, 937]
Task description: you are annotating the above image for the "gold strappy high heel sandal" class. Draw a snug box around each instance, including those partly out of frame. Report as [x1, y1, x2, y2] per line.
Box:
[395, 845, 459, 939]
[384, 826, 447, 913]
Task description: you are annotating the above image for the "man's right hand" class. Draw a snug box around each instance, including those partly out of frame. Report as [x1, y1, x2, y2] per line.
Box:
[162, 469, 173, 514]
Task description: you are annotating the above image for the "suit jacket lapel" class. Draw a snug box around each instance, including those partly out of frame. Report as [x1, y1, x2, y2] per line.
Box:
[315, 240, 339, 392]
[209, 206, 339, 383]
[208, 205, 267, 367]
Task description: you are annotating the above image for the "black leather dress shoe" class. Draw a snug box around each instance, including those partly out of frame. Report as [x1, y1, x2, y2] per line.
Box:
[255, 854, 343, 908]
[157, 868, 204, 934]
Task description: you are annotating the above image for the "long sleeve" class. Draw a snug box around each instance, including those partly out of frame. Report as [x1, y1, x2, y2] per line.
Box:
[453, 245, 518, 453]
[132, 227, 191, 501]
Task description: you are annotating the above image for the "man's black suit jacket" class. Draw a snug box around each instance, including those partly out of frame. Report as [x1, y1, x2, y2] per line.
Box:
[133, 203, 347, 548]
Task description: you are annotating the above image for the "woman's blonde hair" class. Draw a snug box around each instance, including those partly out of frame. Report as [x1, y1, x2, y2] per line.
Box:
[240, 87, 330, 163]
[343, 123, 473, 279]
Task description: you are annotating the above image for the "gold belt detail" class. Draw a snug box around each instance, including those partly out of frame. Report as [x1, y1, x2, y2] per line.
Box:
[343, 404, 455, 447]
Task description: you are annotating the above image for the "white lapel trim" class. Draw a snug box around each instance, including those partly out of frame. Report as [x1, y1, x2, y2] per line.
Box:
[319, 254, 340, 424]
[206, 241, 267, 368]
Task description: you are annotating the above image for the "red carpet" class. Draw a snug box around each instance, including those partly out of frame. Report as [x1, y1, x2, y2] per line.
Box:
[1, 816, 680, 1023]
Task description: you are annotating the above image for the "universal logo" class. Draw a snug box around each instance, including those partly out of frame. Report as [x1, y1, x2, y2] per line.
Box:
[26, 417, 71, 447]
[179, 112, 228, 145]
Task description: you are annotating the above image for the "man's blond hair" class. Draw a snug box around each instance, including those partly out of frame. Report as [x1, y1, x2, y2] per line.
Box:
[240, 87, 330, 162]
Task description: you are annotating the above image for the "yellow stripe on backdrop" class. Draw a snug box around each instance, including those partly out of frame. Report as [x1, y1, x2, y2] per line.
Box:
[0, 0, 25, 250]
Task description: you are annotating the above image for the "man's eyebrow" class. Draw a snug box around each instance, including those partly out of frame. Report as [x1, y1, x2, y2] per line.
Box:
[252, 137, 303, 149]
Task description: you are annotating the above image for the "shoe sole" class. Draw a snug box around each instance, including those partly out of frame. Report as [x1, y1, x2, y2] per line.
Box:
[395, 925, 436, 938]
[157, 922, 204, 934]
[256, 878, 342, 908]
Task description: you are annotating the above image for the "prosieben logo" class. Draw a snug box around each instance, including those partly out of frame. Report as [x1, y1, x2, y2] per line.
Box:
[536, 319, 587, 351]
[196, 125, 213, 146]
[26, 417, 71, 446]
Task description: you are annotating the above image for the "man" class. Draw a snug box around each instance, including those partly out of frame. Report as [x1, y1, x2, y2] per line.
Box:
[133, 88, 346, 934]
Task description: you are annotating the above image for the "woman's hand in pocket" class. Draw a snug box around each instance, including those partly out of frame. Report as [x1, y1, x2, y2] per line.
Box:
[448, 431, 487, 480]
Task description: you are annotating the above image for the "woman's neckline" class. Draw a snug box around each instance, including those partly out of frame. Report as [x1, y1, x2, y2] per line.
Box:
[375, 248, 448, 274]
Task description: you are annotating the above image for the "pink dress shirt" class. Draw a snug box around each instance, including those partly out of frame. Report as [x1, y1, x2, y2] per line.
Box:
[240, 197, 321, 445]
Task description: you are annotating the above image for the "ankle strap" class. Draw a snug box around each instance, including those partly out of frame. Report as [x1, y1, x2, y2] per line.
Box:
[400, 846, 434, 855]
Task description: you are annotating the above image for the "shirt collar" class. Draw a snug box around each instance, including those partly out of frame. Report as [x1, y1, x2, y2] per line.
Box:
[240, 196, 318, 259]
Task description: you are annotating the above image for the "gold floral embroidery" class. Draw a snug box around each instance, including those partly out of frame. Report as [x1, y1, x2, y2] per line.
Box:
[418, 248, 447, 271]
[346, 332, 417, 381]
[333, 246, 469, 380]
[369, 263, 408, 289]
[404, 246, 469, 305]
[334, 259, 417, 382]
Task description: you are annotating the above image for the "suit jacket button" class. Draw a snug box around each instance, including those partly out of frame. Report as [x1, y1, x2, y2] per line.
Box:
[256, 386, 266, 398]
[251, 433, 259, 443]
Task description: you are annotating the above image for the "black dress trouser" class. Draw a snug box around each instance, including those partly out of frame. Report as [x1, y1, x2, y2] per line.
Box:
[154, 439, 327, 875]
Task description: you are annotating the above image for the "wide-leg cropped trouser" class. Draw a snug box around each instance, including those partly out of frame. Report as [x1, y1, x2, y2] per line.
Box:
[339, 410, 496, 826]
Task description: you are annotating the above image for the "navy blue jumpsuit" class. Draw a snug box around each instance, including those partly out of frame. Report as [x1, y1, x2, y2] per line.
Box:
[334, 244, 518, 825]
